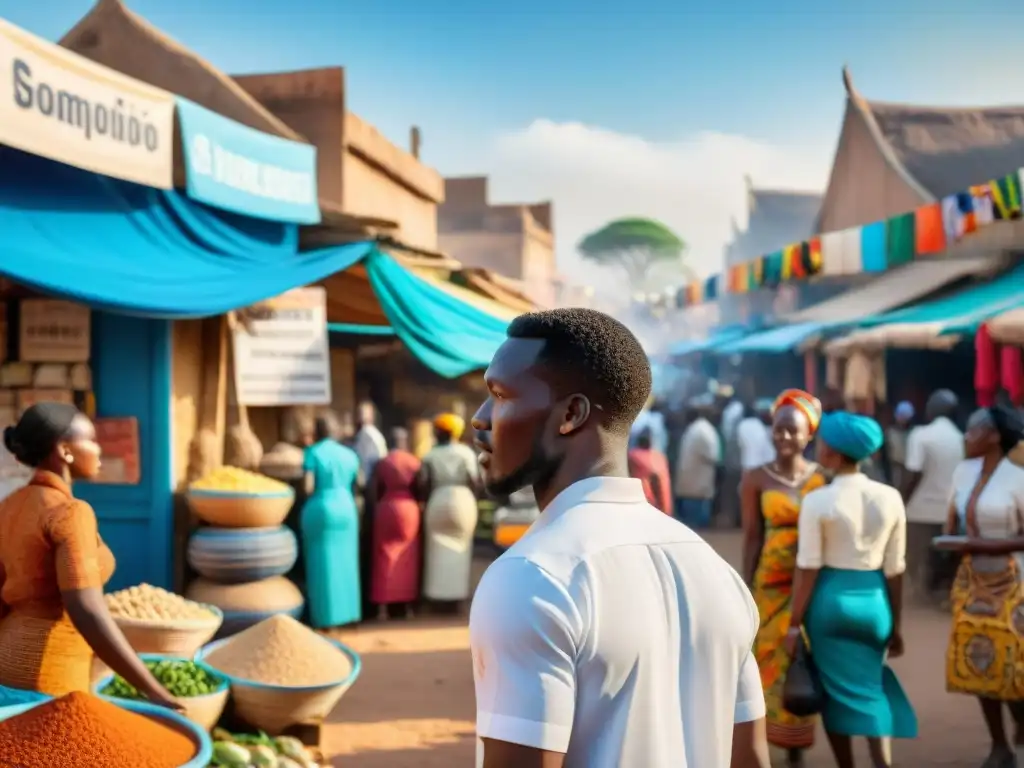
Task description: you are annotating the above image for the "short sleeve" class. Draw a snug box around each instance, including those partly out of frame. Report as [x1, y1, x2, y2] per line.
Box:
[904, 427, 924, 473]
[795, 490, 825, 569]
[46, 500, 103, 591]
[469, 558, 580, 753]
[735, 651, 766, 723]
[302, 446, 315, 473]
[883, 493, 907, 577]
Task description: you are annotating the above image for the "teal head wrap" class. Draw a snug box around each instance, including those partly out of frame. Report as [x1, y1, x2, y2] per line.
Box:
[818, 411, 884, 463]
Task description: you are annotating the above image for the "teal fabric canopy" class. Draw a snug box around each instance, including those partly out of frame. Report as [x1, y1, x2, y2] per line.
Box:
[858, 263, 1024, 336]
[361, 249, 510, 378]
[328, 323, 395, 336]
[715, 322, 832, 354]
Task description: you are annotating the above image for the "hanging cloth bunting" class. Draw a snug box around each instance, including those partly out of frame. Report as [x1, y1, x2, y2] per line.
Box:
[762, 251, 783, 288]
[885, 212, 915, 268]
[914, 202, 946, 256]
[942, 195, 966, 243]
[805, 236, 823, 276]
[970, 185, 995, 227]
[688, 281, 704, 305]
[958, 191, 979, 234]
[860, 221, 887, 272]
[991, 173, 1022, 220]
[745, 258, 761, 291]
[781, 243, 801, 280]
[704, 274, 719, 301]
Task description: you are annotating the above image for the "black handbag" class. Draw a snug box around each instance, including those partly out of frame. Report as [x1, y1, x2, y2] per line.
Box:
[782, 630, 824, 717]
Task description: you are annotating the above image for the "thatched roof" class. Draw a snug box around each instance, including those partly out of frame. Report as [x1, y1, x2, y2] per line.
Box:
[843, 66, 1024, 200]
[60, 0, 303, 141]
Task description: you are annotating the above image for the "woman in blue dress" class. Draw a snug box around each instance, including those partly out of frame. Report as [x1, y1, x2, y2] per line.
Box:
[301, 413, 362, 628]
[786, 411, 917, 768]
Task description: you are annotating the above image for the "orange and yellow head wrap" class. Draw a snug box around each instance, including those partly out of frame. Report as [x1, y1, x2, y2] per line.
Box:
[433, 412, 466, 440]
[771, 388, 822, 434]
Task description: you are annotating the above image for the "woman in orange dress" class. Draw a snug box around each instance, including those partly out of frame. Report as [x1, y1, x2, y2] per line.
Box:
[0, 402, 177, 705]
[739, 389, 827, 767]
[368, 428, 423, 618]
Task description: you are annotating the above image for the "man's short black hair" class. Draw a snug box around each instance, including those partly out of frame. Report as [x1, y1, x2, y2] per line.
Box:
[507, 307, 651, 432]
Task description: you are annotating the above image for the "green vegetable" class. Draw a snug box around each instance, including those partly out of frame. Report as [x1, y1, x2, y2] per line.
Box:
[100, 658, 224, 700]
[211, 740, 251, 767]
[276, 758, 305, 768]
[249, 744, 277, 767]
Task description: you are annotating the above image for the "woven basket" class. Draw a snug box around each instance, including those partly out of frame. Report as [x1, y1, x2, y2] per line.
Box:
[196, 637, 361, 733]
[185, 489, 294, 528]
[113, 607, 223, 659]
[95, 654, 230, 732]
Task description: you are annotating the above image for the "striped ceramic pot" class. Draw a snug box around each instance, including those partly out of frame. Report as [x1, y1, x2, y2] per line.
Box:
[186, 576, 305, 639]
[187, 526, 299, 584]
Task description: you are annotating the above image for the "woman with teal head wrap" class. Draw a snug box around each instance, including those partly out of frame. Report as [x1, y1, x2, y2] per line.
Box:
[785, 411, 918, 767]
[817, 411, 885, 464]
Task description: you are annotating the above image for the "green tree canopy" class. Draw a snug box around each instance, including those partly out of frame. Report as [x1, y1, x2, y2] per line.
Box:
[577, 218, 687, 288]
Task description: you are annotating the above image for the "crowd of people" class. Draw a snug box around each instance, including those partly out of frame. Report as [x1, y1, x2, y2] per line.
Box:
[467, 306, 1024, 768]
[300, 404, 486, 629]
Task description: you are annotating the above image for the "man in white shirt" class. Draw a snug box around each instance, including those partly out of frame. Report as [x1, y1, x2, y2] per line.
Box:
[470, 308, 769, 768]
[737, 399, 775, 471]
[353, 400, 387, 487]
[902, 389, 964, 602]
[673, 395, 721, 529]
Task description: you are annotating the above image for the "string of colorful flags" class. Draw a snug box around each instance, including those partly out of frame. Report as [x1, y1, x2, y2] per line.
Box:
[676, 169, 1024, 307]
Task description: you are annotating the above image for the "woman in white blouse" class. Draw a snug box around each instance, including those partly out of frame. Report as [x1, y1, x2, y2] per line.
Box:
[787, 411, 917, 768]
[937, 406, 1024, 768]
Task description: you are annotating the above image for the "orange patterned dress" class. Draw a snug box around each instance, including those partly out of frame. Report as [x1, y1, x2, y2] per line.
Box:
[751, 465, 827, 749]
[0, 471, 115, 695]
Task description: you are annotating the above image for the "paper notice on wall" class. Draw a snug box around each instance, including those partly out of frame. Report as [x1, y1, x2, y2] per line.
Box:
[232, 286, 331, 406]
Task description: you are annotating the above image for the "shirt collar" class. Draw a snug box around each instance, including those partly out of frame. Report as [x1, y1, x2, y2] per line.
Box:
[830, 471, 866, 485]
[30, 470, 72, 497]
[540, 475, 647, 520]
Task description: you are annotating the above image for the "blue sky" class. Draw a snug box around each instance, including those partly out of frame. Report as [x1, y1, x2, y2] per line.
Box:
[7, 1, 1024, 286]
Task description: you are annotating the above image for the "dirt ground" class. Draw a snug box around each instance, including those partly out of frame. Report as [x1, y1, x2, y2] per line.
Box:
[323, 533, 992, 767]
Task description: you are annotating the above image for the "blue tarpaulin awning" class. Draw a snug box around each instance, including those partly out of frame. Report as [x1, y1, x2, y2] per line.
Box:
[824, 264, 1024, 353]
[0, 146, 509, 378]
[714, 322, 831, 354]
[668, 327, 748, 356]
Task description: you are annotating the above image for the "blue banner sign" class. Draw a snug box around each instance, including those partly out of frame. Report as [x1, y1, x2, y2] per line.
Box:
[176, 97, 320, 224]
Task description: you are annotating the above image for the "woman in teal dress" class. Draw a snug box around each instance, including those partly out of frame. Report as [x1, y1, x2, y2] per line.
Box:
[787, 411, 917, 768]
[301, 414, 362, 628]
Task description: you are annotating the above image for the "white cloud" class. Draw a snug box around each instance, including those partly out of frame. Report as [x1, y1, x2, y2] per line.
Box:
[481, 119, 834, 298]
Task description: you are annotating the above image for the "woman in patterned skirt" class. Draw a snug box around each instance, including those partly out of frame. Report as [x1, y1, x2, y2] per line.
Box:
[740, 389, 826, 767]
[938, 406, 1024, 768]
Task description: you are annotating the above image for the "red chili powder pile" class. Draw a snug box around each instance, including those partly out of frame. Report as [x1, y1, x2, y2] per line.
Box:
[0, 691, 195, 768]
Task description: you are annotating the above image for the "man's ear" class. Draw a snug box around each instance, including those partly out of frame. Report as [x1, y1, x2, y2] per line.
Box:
[557, 394, 591, 436]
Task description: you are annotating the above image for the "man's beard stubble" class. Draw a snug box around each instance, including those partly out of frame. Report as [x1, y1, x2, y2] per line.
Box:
[484, 429, 562, 500]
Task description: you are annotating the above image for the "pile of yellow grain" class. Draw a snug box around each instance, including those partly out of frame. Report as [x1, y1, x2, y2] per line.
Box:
[203, 615, 352, 687]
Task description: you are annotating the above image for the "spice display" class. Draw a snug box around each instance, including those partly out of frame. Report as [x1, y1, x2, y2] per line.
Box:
[208, 730, 319, 768]
[0, 691, 195, 768]
[203, 615, 352, 687]
[190, 466, 290, 494]
[102, 658, 224, 699]
[107, 583, 218, 622]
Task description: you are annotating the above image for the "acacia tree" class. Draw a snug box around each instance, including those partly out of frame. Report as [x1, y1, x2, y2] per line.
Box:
[577, 218, 688, 289]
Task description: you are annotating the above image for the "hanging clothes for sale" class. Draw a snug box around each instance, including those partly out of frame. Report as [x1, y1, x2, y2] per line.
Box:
[1001, 345, 1024, 405]
[871, 354, 887, 403]
[975, 324, 999, 407]
[843, 351, 874, 403]
[826, 354, 843, 391]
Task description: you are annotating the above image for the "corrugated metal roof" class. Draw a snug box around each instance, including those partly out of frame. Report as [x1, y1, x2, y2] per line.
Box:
[780, 256, 1005, 324]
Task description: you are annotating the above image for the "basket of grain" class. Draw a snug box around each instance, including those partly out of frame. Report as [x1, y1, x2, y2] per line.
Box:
[196, 615, 362, 734]
[106, 584, 223, 659]
[95, 655, 230, 732]
[186, 467, 295, 529]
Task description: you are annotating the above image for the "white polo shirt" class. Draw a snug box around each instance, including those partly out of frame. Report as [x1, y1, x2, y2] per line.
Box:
[470, 476, 764, 768]
[904, 416, 964, 524]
